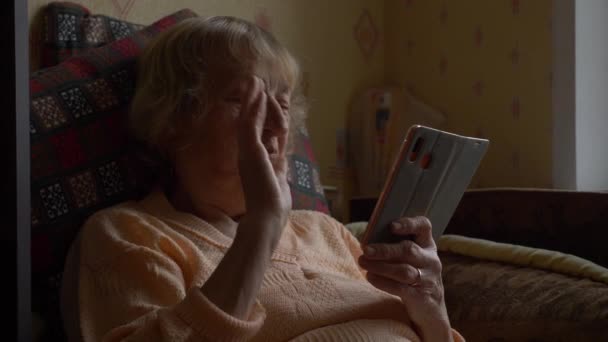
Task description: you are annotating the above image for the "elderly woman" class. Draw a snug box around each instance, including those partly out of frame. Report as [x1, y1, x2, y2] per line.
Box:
[61, 16, 464, 342]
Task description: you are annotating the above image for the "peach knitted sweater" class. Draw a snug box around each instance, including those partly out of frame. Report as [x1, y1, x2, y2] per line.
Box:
[66, 190, 464, 341]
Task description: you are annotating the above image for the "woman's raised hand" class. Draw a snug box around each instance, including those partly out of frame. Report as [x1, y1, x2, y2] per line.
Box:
[200, 76, 292, 319]
[237, 76, 291, 230]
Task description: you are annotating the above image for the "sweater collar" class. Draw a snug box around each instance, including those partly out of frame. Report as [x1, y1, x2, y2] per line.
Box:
[138, 188, 234, 248]
[138, 188, 298, 263]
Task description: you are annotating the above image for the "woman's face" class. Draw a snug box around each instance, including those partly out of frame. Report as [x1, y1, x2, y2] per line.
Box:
[171, 73, 292, 217]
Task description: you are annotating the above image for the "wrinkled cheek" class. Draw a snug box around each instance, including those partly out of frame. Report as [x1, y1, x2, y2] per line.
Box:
[218, 140, 240, 171]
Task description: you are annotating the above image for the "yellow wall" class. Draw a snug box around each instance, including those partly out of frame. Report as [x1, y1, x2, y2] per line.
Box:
[384, 0, 553, 188]
[28, 0, 385, 195]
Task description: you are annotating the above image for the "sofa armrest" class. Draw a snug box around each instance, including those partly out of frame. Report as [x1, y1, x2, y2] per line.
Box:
[349, 188, 608, 267]
[444, 188, 608, 267]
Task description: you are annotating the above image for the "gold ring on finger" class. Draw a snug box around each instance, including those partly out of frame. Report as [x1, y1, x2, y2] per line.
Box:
[408, 267, 422, 287]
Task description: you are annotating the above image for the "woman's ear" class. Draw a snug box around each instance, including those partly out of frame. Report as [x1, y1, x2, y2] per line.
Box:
[167, 134, 193, 162]
[169, 112, 202, 156]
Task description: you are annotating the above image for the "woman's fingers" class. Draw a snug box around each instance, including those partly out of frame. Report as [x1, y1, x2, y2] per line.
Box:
[361, 240, 442, 274]
[365, 273, 419, 299]
[359, 258, 421, 285]
[266, 94, 289, 156]
[390, 216, 436, 249]
[238, 76, 266, 148]
[239, 89, 270, 168]
[265, 94, 289, 175]
[362, 239, 424, 264]
[238, 77, 277, 199]
[237, 76, 292, 218]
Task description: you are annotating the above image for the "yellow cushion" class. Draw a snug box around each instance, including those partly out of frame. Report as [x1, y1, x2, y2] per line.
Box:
[438, 234, 608, 285]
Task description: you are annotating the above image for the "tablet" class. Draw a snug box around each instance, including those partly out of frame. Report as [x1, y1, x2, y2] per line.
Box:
[360, 125, 489, 245]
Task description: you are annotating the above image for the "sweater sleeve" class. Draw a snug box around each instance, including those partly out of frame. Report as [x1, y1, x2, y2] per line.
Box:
[74, 210, 266, 342]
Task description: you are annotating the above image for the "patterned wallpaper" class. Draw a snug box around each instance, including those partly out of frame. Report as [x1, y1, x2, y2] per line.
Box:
[385, 0, 553, 188]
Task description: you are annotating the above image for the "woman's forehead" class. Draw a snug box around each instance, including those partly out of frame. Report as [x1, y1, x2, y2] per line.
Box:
[224, 72, 292, 96]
